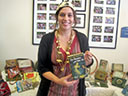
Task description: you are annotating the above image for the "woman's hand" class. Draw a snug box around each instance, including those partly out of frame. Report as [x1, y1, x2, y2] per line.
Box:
[84, 51, 93, 66]
[43, 72, 77, 87]
[56, 74, 78, 87]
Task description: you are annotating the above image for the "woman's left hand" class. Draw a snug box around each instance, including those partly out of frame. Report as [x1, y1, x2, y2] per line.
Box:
[84, 51, 93, 66]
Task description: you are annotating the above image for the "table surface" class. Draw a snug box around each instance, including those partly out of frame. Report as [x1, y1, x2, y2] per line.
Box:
[85, 81, 124, 96]
[1, 71, 125, 96]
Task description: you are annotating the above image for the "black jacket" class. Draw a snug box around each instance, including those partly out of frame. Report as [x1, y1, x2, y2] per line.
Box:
[37, 29, 90, 96]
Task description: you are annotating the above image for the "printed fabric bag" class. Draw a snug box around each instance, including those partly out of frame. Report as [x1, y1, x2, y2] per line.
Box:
[0, 79, 11, 96]
[23, 72, 40, 88]
[17, 58, 34, 74]
[5, 59, 20, 80]
[16, 79, 33, 93]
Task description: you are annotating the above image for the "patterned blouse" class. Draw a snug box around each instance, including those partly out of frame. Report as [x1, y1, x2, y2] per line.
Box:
[48, 34, 81, 96]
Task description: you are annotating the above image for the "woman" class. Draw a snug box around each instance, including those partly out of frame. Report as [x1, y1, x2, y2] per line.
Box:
[37, 1, 93, 96]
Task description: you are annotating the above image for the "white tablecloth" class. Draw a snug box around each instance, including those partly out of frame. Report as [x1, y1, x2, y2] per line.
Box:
[2, 71, 124, 96]
[86, 81, 124, 96]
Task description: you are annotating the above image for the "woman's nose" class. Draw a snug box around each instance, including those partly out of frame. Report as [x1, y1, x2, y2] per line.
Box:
[63, 15, 68, 20]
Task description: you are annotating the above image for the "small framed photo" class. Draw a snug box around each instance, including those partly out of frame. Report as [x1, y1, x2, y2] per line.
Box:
[103, 36, 113, 43]
[106, 7, 115, 15]
[106, 0, 116, 5]
[37, 22, 46, 29]
[49, 13, 56, 20]
[37, 32, 46, 39]
[94, 0, 104, 4]
[75, 14, 85, 28]
[49, 4, 58, 11]
[37, 13, 47, 20]
[104, 26, 114, 33]
[37, 4, 47, 10]
[92, 25, 102, 33]
[68, 0, 86, 11]
[49, 23, 56, 30]
[94, 6, 103, 14]
[92, 35, 101, 42]
[112, 63, 124, 72]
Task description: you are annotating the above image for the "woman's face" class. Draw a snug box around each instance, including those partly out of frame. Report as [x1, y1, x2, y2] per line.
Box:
[58, 7, 74, 30]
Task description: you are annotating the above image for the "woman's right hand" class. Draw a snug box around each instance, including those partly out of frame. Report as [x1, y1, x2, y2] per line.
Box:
[56, 74, 78, 87]
[43, 72, 77, 87]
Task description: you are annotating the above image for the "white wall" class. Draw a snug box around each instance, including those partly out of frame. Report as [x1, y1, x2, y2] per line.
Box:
[0, 0, 128, 71]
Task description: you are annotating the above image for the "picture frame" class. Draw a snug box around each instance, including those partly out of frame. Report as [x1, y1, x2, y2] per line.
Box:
[32, 0, 86, 45]
[88, 0, 120, 49]
[67, 0, 86, 12]
[32, 0, 63, 45]
[75, 14, 85, 28]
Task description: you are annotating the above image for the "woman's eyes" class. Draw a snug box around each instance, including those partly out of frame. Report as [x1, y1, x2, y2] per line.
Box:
[59, 13, 73, 17]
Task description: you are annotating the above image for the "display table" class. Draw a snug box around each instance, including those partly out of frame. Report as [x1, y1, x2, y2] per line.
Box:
[86, 81, 124, 96]
[1, 70, 125, 96]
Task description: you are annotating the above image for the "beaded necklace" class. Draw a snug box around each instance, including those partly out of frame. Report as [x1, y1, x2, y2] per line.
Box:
[56, 29, 73, 71]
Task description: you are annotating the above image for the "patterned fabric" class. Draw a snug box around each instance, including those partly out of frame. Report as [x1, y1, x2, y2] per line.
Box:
[48, 34, 81, 96]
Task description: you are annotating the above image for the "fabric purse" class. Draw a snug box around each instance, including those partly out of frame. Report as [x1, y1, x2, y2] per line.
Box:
[17, 58, 34, 73]
[0, 79, 11, 96]
[5, 59, 20, 79]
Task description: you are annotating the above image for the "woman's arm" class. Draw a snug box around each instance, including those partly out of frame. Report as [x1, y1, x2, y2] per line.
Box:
[42, 72, 77, 87]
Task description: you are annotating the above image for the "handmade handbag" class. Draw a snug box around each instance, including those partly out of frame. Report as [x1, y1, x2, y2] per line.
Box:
[6, 59, 17, 68]
[122, 84, 128, 96]
[16, 79, 33, 93]
[5, 59, 20, 79]
[17, 58, 34, 73]
[112, 77, 127, 88]
[23, 72, 40, 83]
[0, 79, 11, 96]
[95, 69, 108, 82]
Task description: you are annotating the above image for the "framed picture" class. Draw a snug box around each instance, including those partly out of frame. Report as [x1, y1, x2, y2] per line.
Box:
[88, 0, 120, 48]
[67, 0, 86, 11]
[33, 0, 86, 45]
[32, 0, 63, 45]
[75, 14, 85, 28]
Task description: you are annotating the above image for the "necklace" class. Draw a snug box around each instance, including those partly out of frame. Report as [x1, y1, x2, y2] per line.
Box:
[56, 29, 73, 71]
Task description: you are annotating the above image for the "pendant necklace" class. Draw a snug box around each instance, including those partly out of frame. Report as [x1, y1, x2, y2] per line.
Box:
[56, 29, 73, 71]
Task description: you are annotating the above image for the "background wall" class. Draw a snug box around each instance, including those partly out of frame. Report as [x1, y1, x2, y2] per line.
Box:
[0, 0, 128, 72]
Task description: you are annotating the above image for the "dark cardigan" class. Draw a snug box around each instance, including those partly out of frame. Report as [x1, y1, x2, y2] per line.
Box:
[37, 29, 90, 96]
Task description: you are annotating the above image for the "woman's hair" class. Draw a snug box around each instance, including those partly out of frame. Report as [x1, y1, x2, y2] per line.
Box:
[55, 1, 77, 28]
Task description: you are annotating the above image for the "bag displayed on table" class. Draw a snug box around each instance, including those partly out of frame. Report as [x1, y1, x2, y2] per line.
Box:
[23, 72, 40, 88]
[17, 58, 34, 73]
[5, 59, 20, 79]
[95, 69, 108, 82]
[0, 79, 11, 96]
[112, 77, 127, 88]
[122, 84, 128, 96]
[6, 59, 17, 68]
[16, 79, 33, 93]
[23, 72, 40, 82]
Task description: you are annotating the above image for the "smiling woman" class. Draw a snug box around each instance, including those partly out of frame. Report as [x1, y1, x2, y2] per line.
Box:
[37, 1, 94, 96]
